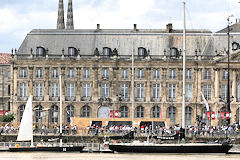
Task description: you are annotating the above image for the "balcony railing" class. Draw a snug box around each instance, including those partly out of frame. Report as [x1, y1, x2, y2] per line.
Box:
[151, 97, 161, 102]
[185, 97, 192, 102]
[49, 96, 60, 101]
[65, 96, 76, 101]
[135, 97, 145, 102]
[33, 96, 44, 101]
[81, 97, 91, 101]
[17, 97, 27, 101]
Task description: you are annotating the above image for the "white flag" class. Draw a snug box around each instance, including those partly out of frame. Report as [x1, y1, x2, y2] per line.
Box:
[198, 87, 210, 111]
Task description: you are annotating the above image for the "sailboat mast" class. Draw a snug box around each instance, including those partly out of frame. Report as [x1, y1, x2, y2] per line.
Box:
[59, 75, 63, 147]
[131, 44, 135, 128]
[182, 2, 186, 129]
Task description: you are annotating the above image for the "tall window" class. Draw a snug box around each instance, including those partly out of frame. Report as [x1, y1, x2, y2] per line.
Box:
[121, 84, 129, 98]
[137, 69, 144, 79]
[101, 83, 109, 97]
[121, 69, 128, 79]
[137, 84, 144, 98]
[153, 69, 160, 79]
[185, 106, 192, 126]
[222, 84, 227, 99]
[185, 84, 192, 101]
[82, 83, 91, 97]
[103, 47, 111, 56]
[186, 69, 192, 80]
[8, 71, 11, 80]
[168, 106, 176, 124]
[81, 105, 90, 117]
[169, 69, 176, 79]
[19, 68, 27, 78]
[238, 84, 240, 101]
[152, 106, 160, 118]
[35, 83, 43, 97]
[120, 106, 128, 118]
[204, 69, 211, 79]
[83, 68, 90, 79]
[136, 106, 144, 118]
[168, 84, 176, 101]
[68, 69, 74, 78]
[68, 47, 76, 56]
[138, 47, 146, 57]
[19, 105, 25, 122]
[51, 105, 58, 123]
[222, 70, 228, 80]
[51, 83, 58, 97]
[67, 83, 75, 97]
[19, 83, 27, 97]
[102, 68, 109, 78]
[152, 84, 160, 98]
[203, 84, 211, 100]
[35, 105, 42, 123]
[36, 68, 42, 78]
[52, 69, 58, 78]
[66, 105, 74, 123]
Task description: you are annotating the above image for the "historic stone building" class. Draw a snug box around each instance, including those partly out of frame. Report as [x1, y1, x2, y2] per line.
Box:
[11, 0, 240, 127]
[0, 53, 11, 116]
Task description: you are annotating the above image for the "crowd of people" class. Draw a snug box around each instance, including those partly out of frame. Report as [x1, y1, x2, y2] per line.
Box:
[1, 122, 240, 137]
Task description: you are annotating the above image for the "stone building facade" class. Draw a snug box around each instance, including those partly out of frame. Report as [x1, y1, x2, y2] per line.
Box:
[0, 53, 11, 116]
[10, 0, 240, 127]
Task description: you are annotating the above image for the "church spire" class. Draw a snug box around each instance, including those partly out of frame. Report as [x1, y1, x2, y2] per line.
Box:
[57, 0, 65, 29]
[66, 0, 74, 29]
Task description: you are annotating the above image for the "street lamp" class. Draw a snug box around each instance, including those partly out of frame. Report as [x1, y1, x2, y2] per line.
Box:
[227, 15, 234, 126]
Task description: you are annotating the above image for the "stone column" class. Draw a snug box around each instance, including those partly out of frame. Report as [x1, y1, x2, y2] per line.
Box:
[214, 68, 219, 101]
[232, 69, 237, 102]
[146, 67, 151, 102]
[13, 66, 18, 118]
[177, 68, 183, 102]
[61, 67, 65, 100]
[76, 67, 81, 101]
[197, 68, 202, 103]
[28, 66, 34, 97]
[92, 67, 98, 101]
[162, 68, 167, 102]
[44, 67, 49, 101]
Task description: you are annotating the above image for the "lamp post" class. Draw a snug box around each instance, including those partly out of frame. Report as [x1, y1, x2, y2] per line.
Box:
[227, 15, 234, 126]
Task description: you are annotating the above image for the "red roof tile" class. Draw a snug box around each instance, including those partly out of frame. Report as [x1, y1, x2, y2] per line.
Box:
[0, 53, 11, 64]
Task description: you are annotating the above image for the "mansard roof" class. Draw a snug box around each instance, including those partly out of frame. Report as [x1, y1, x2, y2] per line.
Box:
[16, 27, 240, 59]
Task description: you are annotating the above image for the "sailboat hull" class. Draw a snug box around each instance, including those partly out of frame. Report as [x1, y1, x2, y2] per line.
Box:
[109, 143, 232, 153]
[9, 146, 84, 152]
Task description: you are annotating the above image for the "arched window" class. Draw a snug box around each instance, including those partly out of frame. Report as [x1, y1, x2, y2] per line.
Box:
[19, 105, 25, 122]
[81, 105, 90, 117]
[103, 47, 111, 56]
[68, 47, 77, 57]
[170, 47, 179, 58]
[138, 47, 146, 57]
[66, 105, 74, 123]
[185, 106, 192, 126]
[136, 106, 144, 118]
[152, 106, 160, 118]
[35, 105, 42, 123]
[50, 105, 58, 123]
[168, 106, 176, 124]
[36, 47, 46, 57]
[98, 106, 111, 118]
[120, 106, 128, 118]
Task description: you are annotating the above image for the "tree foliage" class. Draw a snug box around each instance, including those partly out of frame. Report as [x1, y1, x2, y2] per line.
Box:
[1, 113, 15, 122]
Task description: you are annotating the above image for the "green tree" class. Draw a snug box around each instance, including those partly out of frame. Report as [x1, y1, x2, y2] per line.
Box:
[2, 113, 15, 122]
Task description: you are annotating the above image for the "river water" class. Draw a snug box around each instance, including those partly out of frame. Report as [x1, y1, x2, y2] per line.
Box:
[0, 152, 240, 160]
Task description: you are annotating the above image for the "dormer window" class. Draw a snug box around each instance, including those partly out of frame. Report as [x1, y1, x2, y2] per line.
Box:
[170, 47, 179, 58]
[103, 47, 111, 56]
[36, 47, 46, 57]
[68, 47, 77, 57]
[138, 47, 146, 57]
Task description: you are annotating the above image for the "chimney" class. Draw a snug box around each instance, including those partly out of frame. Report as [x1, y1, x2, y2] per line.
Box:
[166, 23, 173, 33]
[57, 0, 65, 29]
[66, 0, 74, 29]
[97, 24, 100, 30]
[134, 24, 137, 31]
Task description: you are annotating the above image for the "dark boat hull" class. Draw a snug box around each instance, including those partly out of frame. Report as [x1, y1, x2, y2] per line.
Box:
[109, 143, 232, 153]
[9, 146, 84, 152]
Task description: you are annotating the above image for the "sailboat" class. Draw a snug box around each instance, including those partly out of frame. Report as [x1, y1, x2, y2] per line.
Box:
[9, 76, 84, 152]
[108, 2, 232, 153]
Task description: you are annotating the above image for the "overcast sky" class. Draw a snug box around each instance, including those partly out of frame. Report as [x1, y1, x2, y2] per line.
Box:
[0, 0, 239, 53]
